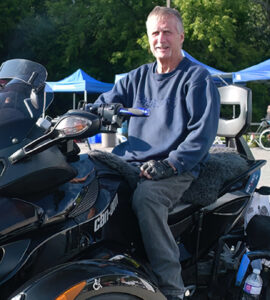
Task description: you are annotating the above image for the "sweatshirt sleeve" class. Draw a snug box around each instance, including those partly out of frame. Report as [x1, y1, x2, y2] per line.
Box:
[167, 76, 220, 175]
[95, 75, 132, 107]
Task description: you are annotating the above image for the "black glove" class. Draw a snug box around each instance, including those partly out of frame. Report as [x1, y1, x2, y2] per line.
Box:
[140, 160, 177, 180]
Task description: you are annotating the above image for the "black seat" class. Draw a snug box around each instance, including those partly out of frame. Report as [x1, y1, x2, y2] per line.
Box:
[168, 158, 265, 226]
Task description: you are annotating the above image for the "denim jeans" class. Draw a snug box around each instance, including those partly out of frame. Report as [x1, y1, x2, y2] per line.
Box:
[131, 173, 194, 298]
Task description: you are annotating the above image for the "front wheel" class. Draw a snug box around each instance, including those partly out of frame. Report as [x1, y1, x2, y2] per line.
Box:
[259, 129, 270, 150]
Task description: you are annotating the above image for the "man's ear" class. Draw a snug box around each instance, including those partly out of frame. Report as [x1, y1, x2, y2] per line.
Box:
[179, 32, 185, 45]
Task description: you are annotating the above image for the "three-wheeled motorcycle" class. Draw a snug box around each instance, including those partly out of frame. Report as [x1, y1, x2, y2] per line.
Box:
[0, 59, 268, 300]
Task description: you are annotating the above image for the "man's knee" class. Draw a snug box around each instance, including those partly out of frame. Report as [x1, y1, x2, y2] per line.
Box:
[132, 180, 152, 211]
[132, 180, 170, 214]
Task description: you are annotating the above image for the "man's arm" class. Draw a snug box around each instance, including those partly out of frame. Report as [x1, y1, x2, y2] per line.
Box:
[94, 76, 130, 107]
[167, 76, 220, 176]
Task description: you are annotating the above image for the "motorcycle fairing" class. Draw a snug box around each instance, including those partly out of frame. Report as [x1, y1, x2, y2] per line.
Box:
[0, 239, 30, 284]
[8, 259, 165, 300]
[0, 176, 120, 297]
[0, 198, 40, 237]
[29, 154, 98, 222]
[0, 145, 78, 197]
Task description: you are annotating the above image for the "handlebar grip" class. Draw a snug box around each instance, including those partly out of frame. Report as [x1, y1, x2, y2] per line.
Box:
[119, 107, 150, 117]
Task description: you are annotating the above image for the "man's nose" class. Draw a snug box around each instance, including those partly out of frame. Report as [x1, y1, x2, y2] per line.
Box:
[157, 32, 165, 43]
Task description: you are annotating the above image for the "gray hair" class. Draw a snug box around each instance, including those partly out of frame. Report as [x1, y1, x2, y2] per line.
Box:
[146, 6, 184, 33]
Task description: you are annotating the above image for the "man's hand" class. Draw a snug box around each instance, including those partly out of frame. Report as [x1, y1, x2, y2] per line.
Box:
[140, 160, 177, 180]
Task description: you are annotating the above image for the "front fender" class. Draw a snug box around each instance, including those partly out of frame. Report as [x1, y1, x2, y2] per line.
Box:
[9, 259, 166, 300]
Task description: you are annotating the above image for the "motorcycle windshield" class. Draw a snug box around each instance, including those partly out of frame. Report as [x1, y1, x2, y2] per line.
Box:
[0, 59, 47, 89]
[0, 79, 33, 120]
[0, 60, 53, 149]
[0, 81, 35, 149]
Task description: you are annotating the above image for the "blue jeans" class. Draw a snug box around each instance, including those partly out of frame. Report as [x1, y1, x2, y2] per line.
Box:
[132, 173, 194, 298]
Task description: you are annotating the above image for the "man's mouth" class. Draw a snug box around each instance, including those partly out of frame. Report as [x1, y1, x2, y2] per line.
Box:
[156, 46, 169, 50]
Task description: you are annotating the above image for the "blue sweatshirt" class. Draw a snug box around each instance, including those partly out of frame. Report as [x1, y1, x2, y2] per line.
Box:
[96, 57, 220, 177]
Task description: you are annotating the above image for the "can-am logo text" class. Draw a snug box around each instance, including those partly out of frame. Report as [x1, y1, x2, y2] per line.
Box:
[94, 195, 118, 232]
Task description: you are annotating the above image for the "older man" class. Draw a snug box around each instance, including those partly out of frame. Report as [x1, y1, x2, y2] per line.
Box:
[95, 6, 220, 300]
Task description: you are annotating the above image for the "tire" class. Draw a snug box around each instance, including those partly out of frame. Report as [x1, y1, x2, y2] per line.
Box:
[259, 129, 270, 150]
[88, 293, 141, 299]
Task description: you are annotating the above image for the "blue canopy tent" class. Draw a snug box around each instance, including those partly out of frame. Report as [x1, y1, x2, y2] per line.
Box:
[115, 50, 230, 83]
[182, 50, 225, 76]
[46, 69, 114, 108]
[233, 59, 270, 83]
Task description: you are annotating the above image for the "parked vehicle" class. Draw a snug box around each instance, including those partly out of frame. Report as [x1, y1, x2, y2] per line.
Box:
[0, 59, 268, 300]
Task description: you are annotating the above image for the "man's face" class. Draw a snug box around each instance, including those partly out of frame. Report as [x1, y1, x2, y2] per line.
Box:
[147, 15, 184, 62]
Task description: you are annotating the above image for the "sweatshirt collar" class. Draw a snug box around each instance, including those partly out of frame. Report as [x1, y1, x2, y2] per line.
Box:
[152, 57, 189, 81]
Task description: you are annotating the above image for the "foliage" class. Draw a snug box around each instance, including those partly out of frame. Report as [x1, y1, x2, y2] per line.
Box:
[0, 0, 32, 59]
[247, 83, 270, 122]
[172, 0, 269, 71]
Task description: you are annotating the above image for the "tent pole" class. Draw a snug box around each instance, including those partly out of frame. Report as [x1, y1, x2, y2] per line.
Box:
[84, 90, 87, 103]
[73, 93, 76, 109]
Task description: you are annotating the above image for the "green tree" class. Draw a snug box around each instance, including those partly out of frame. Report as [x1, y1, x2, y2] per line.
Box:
[8, 0, 161, 81]
[249, 0, 270, 59]
[83, 0, 163, 78]
[172, 0, 269, 71]
[0, 0, 33, 59]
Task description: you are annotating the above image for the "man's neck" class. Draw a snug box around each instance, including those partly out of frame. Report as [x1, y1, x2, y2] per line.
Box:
[156, 55, 183, 74]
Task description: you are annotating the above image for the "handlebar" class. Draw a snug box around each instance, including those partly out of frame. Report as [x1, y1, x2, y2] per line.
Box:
[84, 103, 149, 133]
[85, 103, 149, 118]
[118, 107, 150, 117]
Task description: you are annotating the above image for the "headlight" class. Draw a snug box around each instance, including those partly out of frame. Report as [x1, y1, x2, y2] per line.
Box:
[56, 116, 90, 136]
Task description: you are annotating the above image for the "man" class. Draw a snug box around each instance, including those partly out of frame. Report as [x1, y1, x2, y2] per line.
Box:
[95, 6, 220, 300]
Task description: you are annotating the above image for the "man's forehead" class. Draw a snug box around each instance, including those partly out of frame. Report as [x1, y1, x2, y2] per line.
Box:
[148, 14, 174, 23]
[147, 15, 178, 30]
